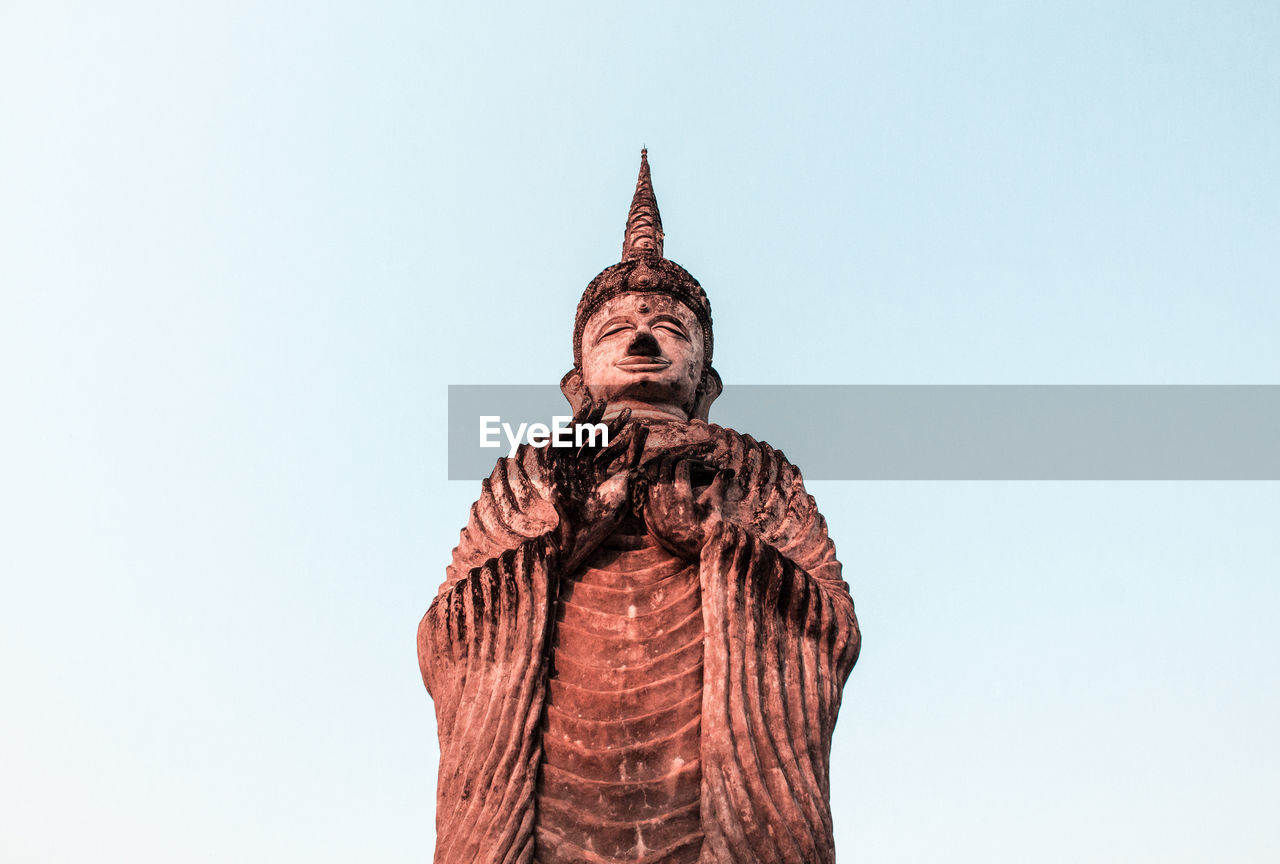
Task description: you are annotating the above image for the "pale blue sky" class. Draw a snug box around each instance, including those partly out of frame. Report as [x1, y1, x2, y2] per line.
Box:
[2, 2, 1277, 862]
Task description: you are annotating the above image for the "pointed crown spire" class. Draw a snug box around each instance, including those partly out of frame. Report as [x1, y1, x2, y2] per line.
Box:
[621, 148, 664, 260]
[572, 148, 713, 370]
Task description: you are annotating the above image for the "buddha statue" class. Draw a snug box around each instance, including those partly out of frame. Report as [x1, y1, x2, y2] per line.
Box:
[419, 150, 860, 864]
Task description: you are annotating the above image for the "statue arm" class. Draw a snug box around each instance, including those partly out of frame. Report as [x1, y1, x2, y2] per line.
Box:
[419, 445, 560, 701]
[692, 436, 860, 864]
[712, 470, 861, 682]
[416, 533, 554, 864]
[696, 516, 856, 864]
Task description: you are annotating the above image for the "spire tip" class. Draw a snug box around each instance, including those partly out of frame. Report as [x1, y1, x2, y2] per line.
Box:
[622, 150, 663, 261]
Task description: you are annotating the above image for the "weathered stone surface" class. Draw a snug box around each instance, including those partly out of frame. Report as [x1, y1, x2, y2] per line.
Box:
[419, 151, 860, 864]
[537, 515, 704, 862]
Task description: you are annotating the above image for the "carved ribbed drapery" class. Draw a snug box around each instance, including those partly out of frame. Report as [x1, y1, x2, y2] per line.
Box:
[419, 421, 860, 864]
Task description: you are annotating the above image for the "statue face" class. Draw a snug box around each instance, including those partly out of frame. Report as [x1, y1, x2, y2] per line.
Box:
[581, 293, 705, 420]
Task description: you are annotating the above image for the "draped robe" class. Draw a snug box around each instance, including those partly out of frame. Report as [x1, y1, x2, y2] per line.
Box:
[418, 419, 861, 864]
[536, 513, 705, 862]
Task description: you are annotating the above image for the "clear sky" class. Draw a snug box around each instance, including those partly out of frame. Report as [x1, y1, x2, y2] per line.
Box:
[2, 2, 1277, 862]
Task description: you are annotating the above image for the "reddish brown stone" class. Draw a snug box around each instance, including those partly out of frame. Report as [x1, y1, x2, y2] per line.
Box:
[419, 152, 860, 864]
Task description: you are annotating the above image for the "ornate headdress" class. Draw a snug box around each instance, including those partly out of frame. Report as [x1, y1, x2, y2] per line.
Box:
[565, 150, 721, 421]
[571, 150, 714, 369]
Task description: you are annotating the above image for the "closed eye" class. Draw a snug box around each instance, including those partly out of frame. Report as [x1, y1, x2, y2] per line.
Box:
[597, 324, 634, 342]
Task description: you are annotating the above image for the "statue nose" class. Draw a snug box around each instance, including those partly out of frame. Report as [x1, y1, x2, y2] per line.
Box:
[626, 327, 662, 357]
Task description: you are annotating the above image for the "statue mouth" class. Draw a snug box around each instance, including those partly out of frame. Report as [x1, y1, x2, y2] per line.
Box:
[614, 357, 672, 371]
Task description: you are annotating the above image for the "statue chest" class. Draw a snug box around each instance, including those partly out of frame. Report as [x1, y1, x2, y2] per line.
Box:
[535, 518, 705, 863]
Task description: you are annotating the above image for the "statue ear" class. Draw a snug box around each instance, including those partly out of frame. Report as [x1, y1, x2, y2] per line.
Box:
[692, 366, 722, 422]
[560, 367, 590, 415]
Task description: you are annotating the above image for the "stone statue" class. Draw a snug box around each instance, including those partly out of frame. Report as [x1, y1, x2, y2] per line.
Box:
[419, 150, 861, 864]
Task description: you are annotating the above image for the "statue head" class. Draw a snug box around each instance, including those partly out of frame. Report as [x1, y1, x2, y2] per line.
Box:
[562, 150, 722, 422]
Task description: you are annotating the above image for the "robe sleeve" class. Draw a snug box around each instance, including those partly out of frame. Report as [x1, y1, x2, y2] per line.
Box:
[443, 444, 561, 593]
[417, 445, 560, 864]
[697, 434, 860, 864]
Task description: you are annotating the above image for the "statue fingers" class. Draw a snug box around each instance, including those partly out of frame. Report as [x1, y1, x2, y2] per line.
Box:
[595, 468, 632, 506]
[624, 422, 648, 468]
[641, 495, 670, 545]
[674, 458, 694, 500]
[605, 406, 632, 439]
[658, 453, 680, 489]
[575, 397, 607, 428]
[699, 467, 735, 507]
[594, 422, 636, 468]
[571, 400, 609, 458]
[643, 459, 677, 521]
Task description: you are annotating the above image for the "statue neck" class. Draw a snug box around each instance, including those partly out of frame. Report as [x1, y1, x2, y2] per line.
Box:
[602, 398, 689, 423]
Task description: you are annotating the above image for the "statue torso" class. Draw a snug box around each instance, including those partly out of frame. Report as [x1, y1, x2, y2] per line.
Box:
[535, 514, 705, 864]
[424, 419, 858, 864]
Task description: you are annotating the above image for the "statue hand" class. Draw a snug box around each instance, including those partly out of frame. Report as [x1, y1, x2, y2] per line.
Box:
[550, 400, 648, 572]
[642, 454, 734, 561]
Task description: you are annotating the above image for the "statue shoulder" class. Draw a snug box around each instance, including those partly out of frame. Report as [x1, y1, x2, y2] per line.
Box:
[442, 445, 559, 592]
[686, 420, 809, 489]
[673, 420, 843, 586]
[665, 419, 820, 529]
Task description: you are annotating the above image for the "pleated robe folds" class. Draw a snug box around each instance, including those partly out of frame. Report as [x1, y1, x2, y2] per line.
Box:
[418, 420, 861, 864]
